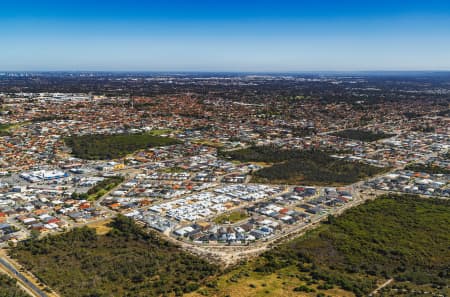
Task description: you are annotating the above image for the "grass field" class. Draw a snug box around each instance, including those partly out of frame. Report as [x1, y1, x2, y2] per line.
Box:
[187, 265, 356, 297]
[86, 219, 113, 235]
[193, 139, 224, 148]
[213, 211, 249, 224]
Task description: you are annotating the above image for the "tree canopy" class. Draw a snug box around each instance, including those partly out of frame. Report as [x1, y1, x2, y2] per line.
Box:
[10, 215, 219, 297]
[65, 133, 180, 160]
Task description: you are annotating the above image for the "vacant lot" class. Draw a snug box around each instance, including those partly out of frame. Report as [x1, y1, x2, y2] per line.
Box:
[214, 211, 249, 224]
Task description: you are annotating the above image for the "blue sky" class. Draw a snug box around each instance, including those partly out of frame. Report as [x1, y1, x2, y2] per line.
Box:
[1, 0, 450, 71]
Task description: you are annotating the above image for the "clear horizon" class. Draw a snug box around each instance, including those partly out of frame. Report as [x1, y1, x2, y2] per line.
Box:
[2, 0, 450, 71]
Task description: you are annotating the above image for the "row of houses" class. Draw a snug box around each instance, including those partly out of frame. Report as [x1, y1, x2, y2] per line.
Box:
[148, 184, 282, 222]
[366, 170, 450, 197]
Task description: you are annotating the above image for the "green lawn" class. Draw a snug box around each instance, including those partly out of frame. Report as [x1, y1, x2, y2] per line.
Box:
[213, 211, 249, 224]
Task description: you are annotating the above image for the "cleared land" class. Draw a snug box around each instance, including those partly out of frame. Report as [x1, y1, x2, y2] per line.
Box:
[10, 216, 219, 297]
[221, 147, 387, 185]
[190, 194, 450, 297]
[213, 211, 249, 224]
[331, 129, 395, 142]
[65, 133, 180, 160]
[86, 219, 113, 235]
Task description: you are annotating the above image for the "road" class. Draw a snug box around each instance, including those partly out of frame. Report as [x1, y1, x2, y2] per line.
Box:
[2, 146, 445, 288]
[188, 170, 396, 260]
[0, 256, 49, 297]
[155, 182, 376, 267]
[369, 278, 394, 296]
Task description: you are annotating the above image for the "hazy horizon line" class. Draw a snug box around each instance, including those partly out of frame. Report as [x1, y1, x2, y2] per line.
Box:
[2, 69, 450, 74]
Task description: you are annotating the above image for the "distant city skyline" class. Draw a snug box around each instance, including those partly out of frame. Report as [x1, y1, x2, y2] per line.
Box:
[1, 0, 450, 71]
